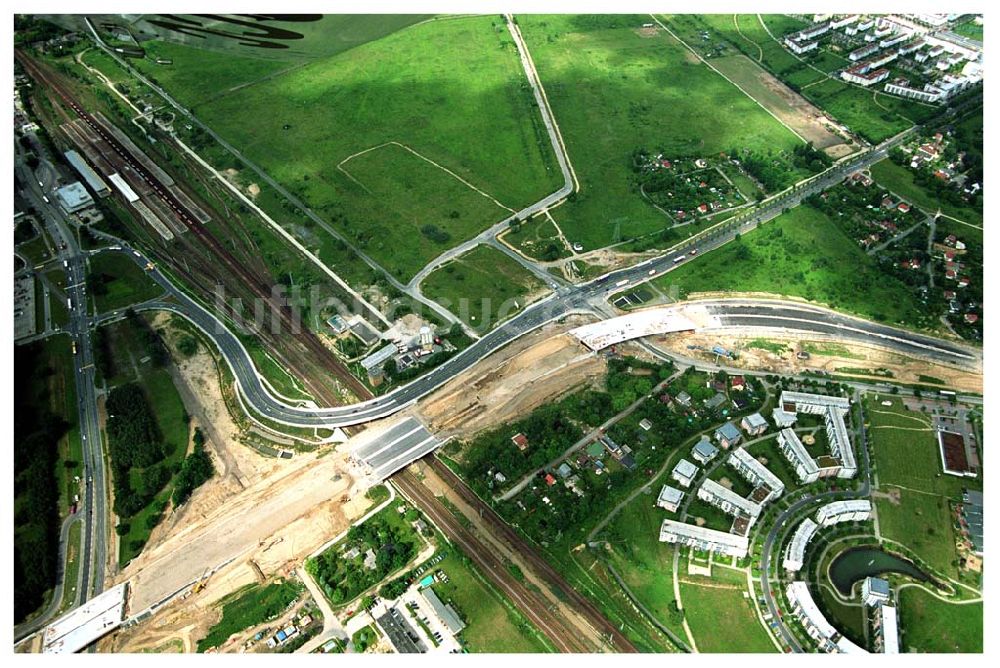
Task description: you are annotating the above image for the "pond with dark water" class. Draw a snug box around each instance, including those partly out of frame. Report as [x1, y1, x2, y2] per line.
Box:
[828, 545, 933, 596]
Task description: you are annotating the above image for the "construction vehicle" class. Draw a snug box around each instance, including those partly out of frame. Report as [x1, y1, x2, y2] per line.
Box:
[192, 570, 211, 594]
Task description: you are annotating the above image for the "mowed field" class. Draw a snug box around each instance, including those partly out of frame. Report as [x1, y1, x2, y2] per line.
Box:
[156, 15, 561, 281]
[710, 54, 851, 155]
[656, 206, 924, 326]
[421, 246, 548, 334]
[679, 568, 776, 653]
[897, 586, 982, 653]
[866, 397, 981, 580]
[517, 15, 806, 251]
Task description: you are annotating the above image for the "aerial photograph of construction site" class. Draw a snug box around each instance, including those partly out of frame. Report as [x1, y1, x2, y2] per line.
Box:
[10, 3, 987, 658]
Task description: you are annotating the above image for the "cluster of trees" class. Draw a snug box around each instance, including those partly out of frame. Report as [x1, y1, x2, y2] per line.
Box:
[791, 142, 833, 173]
[171, 428, 215, 507]
[605, 357, 674, 412]
[14, 343, 67, 622]
[126, 310, 169, 368]
[501, 376, 724, 545]
[105, 383, 172, 519]
[306, 515, 418, 606]
[420, 224, 452, 245]
[459, 389, 616, 496]
[732, 148, 795, 193]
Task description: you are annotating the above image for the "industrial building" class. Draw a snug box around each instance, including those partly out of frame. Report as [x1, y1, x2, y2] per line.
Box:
[64, 149, 110, 197]
[658, 519, 749, 558]
[656, 484, 684, 513]
[727, 447, 784, 503]
[783, 518, 819, 572]
[54, 182, 94, 214]
[421, 587, 466, 636]
[815, 499, 872, 526]
[697, 478, 763, 519]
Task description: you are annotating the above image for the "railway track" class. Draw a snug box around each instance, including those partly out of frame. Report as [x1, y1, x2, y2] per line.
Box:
[392, 470, 591, 653]
[423, 455, 639, 652]
[17, 51, 371, 401]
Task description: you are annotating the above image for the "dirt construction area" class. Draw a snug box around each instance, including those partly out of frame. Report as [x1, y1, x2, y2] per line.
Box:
[712, 54, 855, 157]
[102, 322, 382, 651]
[652, 329, 982, 394]
[416, 314, 607, 437]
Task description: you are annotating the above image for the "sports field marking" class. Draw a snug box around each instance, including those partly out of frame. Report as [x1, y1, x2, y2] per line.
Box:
[337, 140, 516, 213]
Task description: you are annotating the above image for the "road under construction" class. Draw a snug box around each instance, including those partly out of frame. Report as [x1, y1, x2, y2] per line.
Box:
[15, 40, 984, 656]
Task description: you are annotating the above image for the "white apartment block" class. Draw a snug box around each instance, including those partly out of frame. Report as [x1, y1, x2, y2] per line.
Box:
[697, 478, 763, 519]
[783, 517, 819, 572]
[658, 519, 749, 558]
[815, 499, 872, 526]
[656, 484, 684, 513]
[777, 428, 820, 484]
[728, 447, 784, 501]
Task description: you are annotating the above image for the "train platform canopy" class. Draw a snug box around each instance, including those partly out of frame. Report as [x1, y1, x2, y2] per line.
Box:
[42, 583, 128, 654]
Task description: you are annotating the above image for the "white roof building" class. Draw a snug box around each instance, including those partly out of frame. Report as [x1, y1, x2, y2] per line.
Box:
[656, 484, 684, 512]
[697, 478, 763, 519]
[824, 406, 857, 479]
[780, 391, 850, 414]
[42, 583, 128, 653]
[786, 581, 838, 642]
[777, 428, 820, 483]
[815, 499, 872, 526]
[658, 519, 748, 558]
[783, 518, 819, 572]
[877, 604, 900, 654]
[728, 447, 784, 499]
[772, 406, 797, 428]
[671, 458, 699, 488]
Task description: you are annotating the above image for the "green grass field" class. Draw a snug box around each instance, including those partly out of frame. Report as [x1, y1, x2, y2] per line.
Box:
[335, 142, 512, 277]
[950, 19, 983, 42]
[421, 245, 548, 334]
[87, 252, 163, 313]
[658, 206, 925, 326]
[897, 586, 982, 652]
[602, 493, 687, 641]
[518, 14, 806, 251]
[153, 15, 560, 281]
[710, 54, 846, 151]
[198, 580, 303, 652]
[870, 159, 983, 226]
[503, 216, 571, 261]
[876, 492, 959, 579]
[679, 577, 776, 652]
[430, 551, 551, 652]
